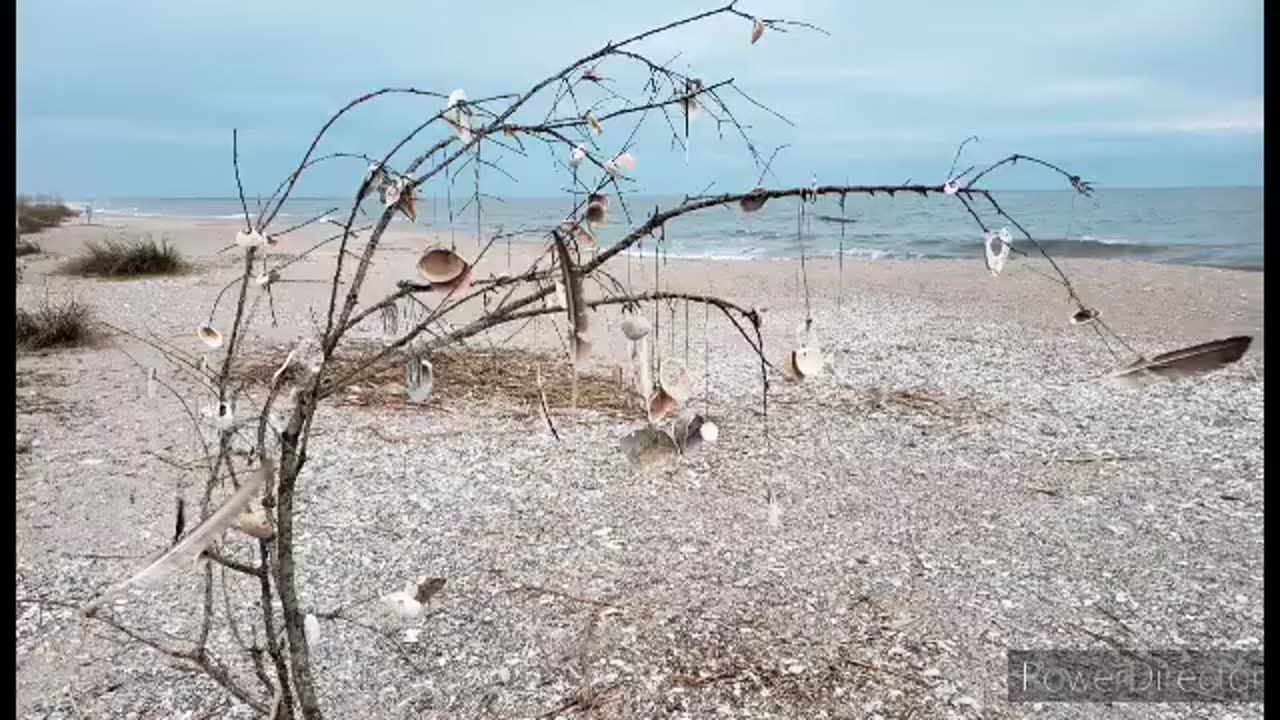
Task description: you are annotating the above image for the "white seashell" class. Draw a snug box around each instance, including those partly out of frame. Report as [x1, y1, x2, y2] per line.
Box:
[984, 228, 1011, 276]
[611, 152, 636, 174]
[569, 145, 587, 168]
[197, 325, 223, 349]
[443, 89, 473, 145]
[304, 613, 321, 647]
[699, 420, 719, 444]
[234, 229, 267, 248]
[943, 180, 960, 195]
[792, 347, 823, 378]
[621, 314, 651, 341]
[255, 269, 280, 287]
[382, 590, 423, 621]
[751, 17, 765, 44]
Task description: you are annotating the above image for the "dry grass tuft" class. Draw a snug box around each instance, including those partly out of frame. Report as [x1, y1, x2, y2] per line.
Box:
[15, 239, 40, 258]
[16, 297, 97, 351]
[62, 235, 189, 278]
[16, 197, 79, 234]
[236, 342, 634, 415]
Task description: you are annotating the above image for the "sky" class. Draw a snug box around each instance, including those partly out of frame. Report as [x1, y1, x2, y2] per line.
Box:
[16, 1, 1264, 199]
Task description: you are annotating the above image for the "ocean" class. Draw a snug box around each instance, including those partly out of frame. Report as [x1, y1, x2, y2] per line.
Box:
[68, 187, 1263, 271]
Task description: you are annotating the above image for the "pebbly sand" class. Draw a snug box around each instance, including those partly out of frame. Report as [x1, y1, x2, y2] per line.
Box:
[16, 216, 1265, 718]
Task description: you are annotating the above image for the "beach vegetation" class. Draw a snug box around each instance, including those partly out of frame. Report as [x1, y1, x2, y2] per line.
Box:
[62, 234, 189, 278]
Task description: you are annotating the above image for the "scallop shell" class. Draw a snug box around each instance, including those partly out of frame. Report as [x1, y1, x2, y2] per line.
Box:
[569, 144, 587, 168]
[648, 388, 678, 423]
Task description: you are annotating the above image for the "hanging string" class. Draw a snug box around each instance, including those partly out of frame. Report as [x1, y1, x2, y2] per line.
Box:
[797, 200, 813, 330]
[703, 297, 710, 416]
[837, 190, 847, 312]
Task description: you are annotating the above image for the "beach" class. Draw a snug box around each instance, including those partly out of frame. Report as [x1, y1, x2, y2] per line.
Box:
[16, 216, 1265, 718]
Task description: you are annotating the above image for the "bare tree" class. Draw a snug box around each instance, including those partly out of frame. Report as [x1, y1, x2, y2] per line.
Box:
[69, 4, 1252, 718]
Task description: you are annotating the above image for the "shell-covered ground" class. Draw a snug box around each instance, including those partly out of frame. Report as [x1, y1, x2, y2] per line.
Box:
[16, 218, 1264, 719]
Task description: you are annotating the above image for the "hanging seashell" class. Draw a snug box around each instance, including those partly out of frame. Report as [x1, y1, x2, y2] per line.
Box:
[585, 201, 607, 229]
[621, 314, 651, 341]
[569, 144, 587, 168]
[792, 346, 824, 378]
[405, 356, 435, 404]
[648, 387, 678, 423]
[1070, 307, 1099, 325]
[382, 180, 402, 208]
[146, 367, 157, 399]
[585, 112, 603, 136]
[984, 228, 1011, 276]
[234, 505, 274, 540]
[751, 17, 765, 44]
[364, 163, 389, 196]
[304, 613, 321, 647]
[395, 178, 417, 222]
[740, 188, 768, 213]
[682, 79, 705, 122]
[197, 325, 223, 349]
[581, 64, 606, 83]
[943, 179, 960, 195]
[234, 229, 267, 248]
[610, 152, 636, 177]
[416, 246, 470, 287]
[255, 269, 280, 287]
[443, 89, 473, 145]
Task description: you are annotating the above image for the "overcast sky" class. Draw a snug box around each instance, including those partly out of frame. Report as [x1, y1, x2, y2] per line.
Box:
[17, 0, 1263, 198]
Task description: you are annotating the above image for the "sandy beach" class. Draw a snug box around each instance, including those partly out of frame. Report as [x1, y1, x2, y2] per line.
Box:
[16, 216, 1265, 718]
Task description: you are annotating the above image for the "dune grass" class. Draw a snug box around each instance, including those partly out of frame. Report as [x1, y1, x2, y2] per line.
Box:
[16, 239, 40, 257]
[16, 296, 97, 351]
[16, 197, 79, 234]
[62, 234, 189, 278]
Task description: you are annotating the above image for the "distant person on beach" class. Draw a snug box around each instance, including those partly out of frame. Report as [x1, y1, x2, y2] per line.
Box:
[84, 204, 93, 225]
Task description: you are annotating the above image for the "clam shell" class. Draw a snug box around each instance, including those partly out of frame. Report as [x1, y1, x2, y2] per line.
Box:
[569, 144, 586, 168]
[416, 247, 469, 285]
[585, 202, 607, 228]
[621, 315, 651, 341]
